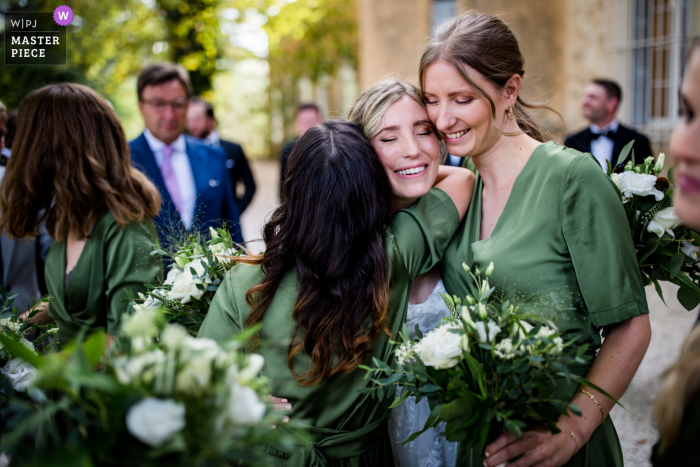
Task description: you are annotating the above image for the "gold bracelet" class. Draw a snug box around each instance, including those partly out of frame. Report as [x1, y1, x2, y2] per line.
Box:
[560, 419, 580, 455]
[579, 389, 606, 425]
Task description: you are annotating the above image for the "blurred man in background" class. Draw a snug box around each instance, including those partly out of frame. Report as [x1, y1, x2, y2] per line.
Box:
[186, 98, 256, 214]
[565, 79, 653, 171]
[279, 103, 322, 198]
[129, 63, 243, 247]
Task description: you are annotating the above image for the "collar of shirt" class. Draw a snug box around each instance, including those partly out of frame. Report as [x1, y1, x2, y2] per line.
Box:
[590, 118, 620, 135]
[204, 129, 221, 148]
[144, 129, 187, 166]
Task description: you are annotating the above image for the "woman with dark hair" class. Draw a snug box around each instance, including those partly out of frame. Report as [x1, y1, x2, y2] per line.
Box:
[198, 120, 473, 466]
[419, 11, 651, 467]
[651, 38, 700, 467]
[0, 83, 163, 344]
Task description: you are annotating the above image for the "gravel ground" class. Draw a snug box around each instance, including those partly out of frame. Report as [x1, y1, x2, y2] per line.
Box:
[241, 159, 697, 466]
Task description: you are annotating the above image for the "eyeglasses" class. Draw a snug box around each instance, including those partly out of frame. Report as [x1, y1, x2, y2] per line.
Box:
[141, 99, 189, 114]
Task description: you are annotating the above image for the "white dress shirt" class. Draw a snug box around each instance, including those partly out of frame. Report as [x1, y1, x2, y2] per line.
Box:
[143, 129, 197, 229]
[590, 119, 619, 170]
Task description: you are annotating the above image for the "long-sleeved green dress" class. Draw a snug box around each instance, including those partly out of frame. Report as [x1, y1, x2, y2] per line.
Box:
[45, 210, 163, 344]
[198, 188, 460, 467]
[443, 142, 649, 467]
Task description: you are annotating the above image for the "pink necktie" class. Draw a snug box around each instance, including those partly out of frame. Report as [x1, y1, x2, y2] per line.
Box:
[160, 145, 183, 217]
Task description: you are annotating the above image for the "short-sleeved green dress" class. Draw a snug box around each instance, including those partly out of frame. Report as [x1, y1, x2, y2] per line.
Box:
[443, 142, 649, 467]
[45, 210, 163, 344]
[198, 188, 460, 467]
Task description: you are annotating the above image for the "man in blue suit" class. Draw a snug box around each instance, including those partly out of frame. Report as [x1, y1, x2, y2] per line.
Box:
[129, 63, 243, 249]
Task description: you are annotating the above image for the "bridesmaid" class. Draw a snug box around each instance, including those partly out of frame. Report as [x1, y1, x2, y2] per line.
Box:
[348, 78, 458, 466]
[419, 12, 651, 467]
[652, 38, 700, 466]
[198, 120, 473, 466]
[0, 83, 163, 345]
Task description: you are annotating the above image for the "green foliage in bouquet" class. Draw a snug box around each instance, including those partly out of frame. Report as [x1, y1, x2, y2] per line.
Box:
[361, 264, 615, 450]
[608, 142, 700, 310]
[131, 226, 243, 336]
[0, 307, 291, 467]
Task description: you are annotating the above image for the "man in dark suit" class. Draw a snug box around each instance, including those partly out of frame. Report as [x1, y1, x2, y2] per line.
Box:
[186, 98, 256, 214]
[129, 63, 243, 248]
[565, 79, 653, 171]
[279, 103, 322, 199]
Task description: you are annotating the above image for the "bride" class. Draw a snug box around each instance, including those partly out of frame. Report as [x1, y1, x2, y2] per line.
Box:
[348, 78, 463, 467]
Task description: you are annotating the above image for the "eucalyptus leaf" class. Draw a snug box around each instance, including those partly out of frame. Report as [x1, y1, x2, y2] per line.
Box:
[670, 251, 685, 279]
[677, 286, 700, 311]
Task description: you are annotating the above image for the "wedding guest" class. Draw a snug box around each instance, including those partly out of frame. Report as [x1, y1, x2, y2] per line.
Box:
[130, 63, 242, 248]
[279, 103, 322, 199]
[186, 97, 256, 214]
[420, 12, 651, 467]
[652, 38, 700, 467]
[565, 79, 653, 171]
[348, 78, 458, 466]
[0, 83, 163, 344]
[199, 120, 473, 466]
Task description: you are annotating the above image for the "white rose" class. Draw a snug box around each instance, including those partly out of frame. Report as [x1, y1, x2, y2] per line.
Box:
[168, 260, 212, 304]
[126, 398, 186, 447]
[513, 321, 534, 342]
[163, 267, 183, 286]
[121, 307, 162, 339]
[0, 358, 37, 392]
[160, 325, 188, 351]
[227, 382, 266, 425]
[618, 171, 664, 201]
[415, 325, 465, 369]
[647, 207, 682, 238]
[494, 338, 516, 360]
[681, 241, 699, 260]
[237, 354, 265, 385]
[474, 320, 501, 343]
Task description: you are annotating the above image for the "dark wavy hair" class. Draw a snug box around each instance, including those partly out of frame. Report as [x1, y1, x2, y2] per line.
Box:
[0, 83, 161, 240]
[239, 120, 392, 386]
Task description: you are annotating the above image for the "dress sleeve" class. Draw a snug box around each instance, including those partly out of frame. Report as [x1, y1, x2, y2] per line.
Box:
[104, 220, 164, 335]
[562, 154, 649, 327]
[388, 187, 460, 279]
[197, 269, 242, 344]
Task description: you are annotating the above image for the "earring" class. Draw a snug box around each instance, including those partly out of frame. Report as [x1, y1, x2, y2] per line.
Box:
[507, 105, 514, 120]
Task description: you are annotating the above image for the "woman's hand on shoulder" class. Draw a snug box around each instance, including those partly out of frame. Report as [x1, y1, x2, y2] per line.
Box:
[434, 165, 475, 220]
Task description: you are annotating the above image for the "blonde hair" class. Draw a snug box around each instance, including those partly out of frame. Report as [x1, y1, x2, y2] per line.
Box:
[418, 11, 562, 143]
[654, 325, 700, 452]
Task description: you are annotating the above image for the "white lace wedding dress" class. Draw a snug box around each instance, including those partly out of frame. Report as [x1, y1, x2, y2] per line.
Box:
[388, 279, 458, 467]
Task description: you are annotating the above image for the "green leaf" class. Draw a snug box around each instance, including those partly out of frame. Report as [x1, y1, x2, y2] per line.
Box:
[568, 403, 583, 417]
[83, 330, 107, 367]
[440, 397, 473, 422]
[670, 251, 685, 279]
[0, 333, 43, 368]
[606, 159, 613, 177]
[668, 166, 675, 184]
[690, 230, 700, 246]
[389, 388, 411, 408]
[677, 287, 700, 311]
[419, 384, 440, 393]
[673, 271, 700, 296]
[649, 277, 667, 306]
[618, 140, 635, 166]
[638, 242, 659, 265]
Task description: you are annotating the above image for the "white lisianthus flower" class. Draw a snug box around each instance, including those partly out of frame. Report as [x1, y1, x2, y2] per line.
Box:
[175, 354, 213, 395]
[485, 262, 495, 277]
[512, 321, 534, 342]
[474, 320, 501, 343]
[654, 153, 666, 173]
[0, 358, 37, 392]
[164, 267, 183, 286]
[121, 307, 162, 339]
[228, 382, 266, 425]
[415, 324, 466, 369]
[618, 171, 664, 201]
[494, 338, 516, 360]
[160, 325, 188, 351]
[126, 398, 186, 447]
[113, 350, 166, 385]
[647, 207, 682, 238]
[681, 241, 699, 260]
[460, 306, 476, 328]
[237, 354, 265, 385]
[168, 260, 212, 304]
[476, 302, 488, 320]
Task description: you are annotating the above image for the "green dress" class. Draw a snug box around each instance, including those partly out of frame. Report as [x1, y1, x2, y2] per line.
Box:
[198, 188, 460, 467]
[45, 210, 163, 344]
[443, 142, 649, 467]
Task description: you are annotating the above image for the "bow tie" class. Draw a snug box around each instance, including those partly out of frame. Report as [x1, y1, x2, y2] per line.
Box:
[590, 129, 616, 140]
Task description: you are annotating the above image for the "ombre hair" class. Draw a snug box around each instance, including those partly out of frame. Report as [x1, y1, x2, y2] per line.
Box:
[348, 78, 447, 160]
[419, 11, 562, 143]
[236, 120, 392, 386]
[0, 83, 161, 241]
